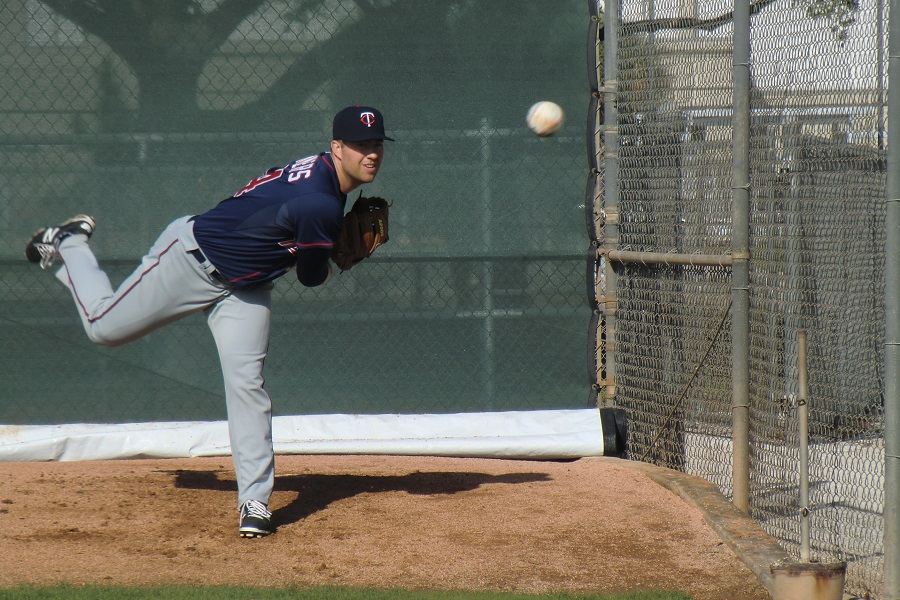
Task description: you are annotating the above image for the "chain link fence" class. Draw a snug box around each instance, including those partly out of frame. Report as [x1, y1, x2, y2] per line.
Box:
[0, 0, 593, 424]
[9, 0, 889, 594]
[594, 0, 887, 595]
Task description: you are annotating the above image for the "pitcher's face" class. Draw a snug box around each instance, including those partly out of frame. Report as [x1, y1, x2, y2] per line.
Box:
[332, 139, 384, 193]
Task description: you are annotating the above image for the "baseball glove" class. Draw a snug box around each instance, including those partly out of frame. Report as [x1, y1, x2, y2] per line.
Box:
[331, 194, 390, 272]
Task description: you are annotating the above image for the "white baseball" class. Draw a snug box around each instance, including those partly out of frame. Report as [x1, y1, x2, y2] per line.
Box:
[526, 101, 564, 136]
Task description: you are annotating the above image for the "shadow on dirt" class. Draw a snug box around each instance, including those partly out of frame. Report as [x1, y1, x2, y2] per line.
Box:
[170, 469, 551, 527]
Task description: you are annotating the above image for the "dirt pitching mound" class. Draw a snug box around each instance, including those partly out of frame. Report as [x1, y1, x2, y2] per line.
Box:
[0, 455, 769, 599]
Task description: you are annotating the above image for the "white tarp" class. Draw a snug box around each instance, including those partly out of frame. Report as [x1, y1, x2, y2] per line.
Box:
[0, 409, 604, 462]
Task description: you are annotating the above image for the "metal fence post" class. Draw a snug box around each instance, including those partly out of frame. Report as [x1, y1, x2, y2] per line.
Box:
[798, 330, 810, 563]
[884, 0, 900, 592]
[602, 0, 620, 402]
[731, 0, 752, 513]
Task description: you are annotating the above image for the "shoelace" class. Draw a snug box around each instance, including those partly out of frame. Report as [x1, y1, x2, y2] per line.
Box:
[241, 500, 271, 520]
[35, 228, 62, 269]
[36, 243, 59, 270]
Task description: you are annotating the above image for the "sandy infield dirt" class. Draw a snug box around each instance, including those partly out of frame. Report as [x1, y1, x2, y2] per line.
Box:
[0, 455, 770, 599]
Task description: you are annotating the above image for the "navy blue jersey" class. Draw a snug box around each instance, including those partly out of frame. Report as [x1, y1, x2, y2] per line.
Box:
[192, 152, 346, 287]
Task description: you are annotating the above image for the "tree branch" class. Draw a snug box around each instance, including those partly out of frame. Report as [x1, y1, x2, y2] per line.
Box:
[40, 1, 151, 63]
[203, 0, 267, 52]
[621, 0, 779, 35]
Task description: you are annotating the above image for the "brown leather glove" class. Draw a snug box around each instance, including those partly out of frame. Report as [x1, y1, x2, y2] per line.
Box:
[331, 194, 390, 272]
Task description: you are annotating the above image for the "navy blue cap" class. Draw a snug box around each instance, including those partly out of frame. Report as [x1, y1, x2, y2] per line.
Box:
[332, 105, 394, 141]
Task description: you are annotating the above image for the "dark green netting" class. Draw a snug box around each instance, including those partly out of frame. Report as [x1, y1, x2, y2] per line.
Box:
[0, 0, 591, 424]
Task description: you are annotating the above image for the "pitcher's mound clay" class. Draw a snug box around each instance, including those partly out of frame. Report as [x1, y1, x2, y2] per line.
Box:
[0, 455, 770, 599]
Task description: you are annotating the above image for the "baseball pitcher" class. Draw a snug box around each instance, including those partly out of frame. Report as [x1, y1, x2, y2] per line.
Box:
[24, 106, 393, 538]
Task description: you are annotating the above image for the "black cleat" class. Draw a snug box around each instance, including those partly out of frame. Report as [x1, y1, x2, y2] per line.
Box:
[239, 499, 275, 538]
[25, 215, 96, 269]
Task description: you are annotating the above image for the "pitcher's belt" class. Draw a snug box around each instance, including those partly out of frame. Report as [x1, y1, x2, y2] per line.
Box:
[188, 248, 231, 286]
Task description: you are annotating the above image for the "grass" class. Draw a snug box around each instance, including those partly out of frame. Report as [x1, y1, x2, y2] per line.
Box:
[0, 586, 693, 600]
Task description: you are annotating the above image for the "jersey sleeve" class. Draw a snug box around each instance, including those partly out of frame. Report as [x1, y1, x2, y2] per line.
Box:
[290, 193, 343, 248]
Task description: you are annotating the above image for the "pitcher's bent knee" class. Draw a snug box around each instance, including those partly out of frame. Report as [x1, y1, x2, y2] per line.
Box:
[86, 329, 128, 348]
[84, 321, 141, 348]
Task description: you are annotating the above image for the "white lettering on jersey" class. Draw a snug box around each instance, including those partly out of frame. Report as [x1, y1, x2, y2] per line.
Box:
[287, 155, 318, 183]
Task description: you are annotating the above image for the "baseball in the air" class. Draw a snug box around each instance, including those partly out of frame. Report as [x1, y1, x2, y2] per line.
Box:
[526, 101, 564, 136]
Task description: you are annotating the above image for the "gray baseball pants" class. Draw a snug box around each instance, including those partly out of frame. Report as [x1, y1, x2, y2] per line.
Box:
[55, 215, 275, 510]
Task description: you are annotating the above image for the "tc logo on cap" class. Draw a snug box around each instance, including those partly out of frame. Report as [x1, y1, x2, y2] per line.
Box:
[332, 105, 394, 141]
